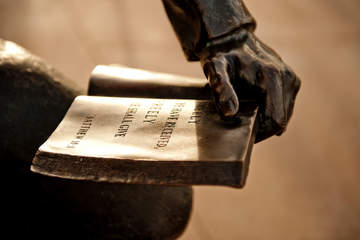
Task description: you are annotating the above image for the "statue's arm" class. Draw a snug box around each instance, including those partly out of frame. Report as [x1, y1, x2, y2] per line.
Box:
[162, 0, 301, 142]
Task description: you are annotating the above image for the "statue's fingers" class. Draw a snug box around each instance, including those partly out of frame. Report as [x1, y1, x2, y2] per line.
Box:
[282, 69, 301, 123]
[204, 57, 239, 118]
[256, 66, 287, 141]
[268, 72, 287, 132]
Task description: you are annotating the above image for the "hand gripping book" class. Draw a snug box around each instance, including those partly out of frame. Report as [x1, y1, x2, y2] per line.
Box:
[31, 65, 258, 188]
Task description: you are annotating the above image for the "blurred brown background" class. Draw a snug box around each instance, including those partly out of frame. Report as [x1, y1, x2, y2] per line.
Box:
[1, 0, 360, 239]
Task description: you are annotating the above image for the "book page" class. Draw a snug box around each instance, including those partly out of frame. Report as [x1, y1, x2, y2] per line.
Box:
[39, 96, 256, 162]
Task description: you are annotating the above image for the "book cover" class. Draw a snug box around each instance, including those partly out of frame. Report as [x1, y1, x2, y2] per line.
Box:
[31, 95, 257, 188]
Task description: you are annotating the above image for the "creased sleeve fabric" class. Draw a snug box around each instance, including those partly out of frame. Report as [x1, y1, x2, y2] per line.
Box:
[162, 0, 256, 61]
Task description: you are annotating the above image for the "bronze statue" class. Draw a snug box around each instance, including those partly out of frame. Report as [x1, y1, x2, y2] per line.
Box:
[162, 0, 301, 142]
[0, 1, 301, 239]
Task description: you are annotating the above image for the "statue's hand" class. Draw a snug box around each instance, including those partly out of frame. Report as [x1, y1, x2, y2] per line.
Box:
[201, 32, 301, 142]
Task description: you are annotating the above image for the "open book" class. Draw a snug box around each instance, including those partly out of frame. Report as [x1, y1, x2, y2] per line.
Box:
[31, 65, 258, 188]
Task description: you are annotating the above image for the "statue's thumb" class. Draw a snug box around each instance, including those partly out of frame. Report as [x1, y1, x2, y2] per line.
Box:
[207, 61, 239, 118]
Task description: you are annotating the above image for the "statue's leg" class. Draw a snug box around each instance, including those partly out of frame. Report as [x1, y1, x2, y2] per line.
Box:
[0, 39, 192, 240]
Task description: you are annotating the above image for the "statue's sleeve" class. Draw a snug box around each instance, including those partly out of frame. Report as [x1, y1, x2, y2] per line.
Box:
[162, 0, 256, 61]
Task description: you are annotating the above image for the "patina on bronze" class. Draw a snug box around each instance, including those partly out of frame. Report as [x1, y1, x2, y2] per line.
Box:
[162, 0, 301, 142]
